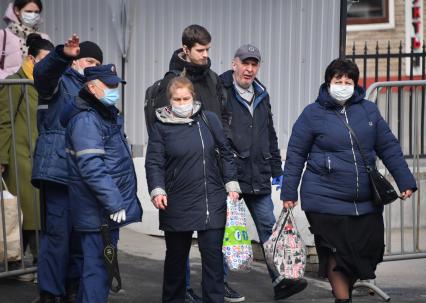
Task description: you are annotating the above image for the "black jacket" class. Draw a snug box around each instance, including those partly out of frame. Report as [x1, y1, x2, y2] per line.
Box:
[145, 103, 239, 232]
[220, 70, 282, 194]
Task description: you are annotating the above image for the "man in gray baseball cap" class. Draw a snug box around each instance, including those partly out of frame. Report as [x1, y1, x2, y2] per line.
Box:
[234, 44, 262, 62]
[219, 44, 308, 301]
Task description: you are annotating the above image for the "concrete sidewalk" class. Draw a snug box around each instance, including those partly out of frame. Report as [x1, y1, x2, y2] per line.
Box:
[0, 226, 425, 303]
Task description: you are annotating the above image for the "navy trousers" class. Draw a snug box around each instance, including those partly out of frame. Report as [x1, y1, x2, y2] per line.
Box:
[38, 181, 82, 296]
[164, 229, 224, 303]
[78, 229, 119, 303]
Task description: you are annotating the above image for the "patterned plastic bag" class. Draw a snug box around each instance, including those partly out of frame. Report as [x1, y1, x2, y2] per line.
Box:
[263, 209, 306, 279]
[222, 198, 252, 271]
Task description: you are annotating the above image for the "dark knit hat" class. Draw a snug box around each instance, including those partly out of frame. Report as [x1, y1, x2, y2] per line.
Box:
[76, 41, 103, 64]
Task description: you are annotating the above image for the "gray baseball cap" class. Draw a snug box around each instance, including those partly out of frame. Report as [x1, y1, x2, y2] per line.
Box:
[234, 44, 261, 61]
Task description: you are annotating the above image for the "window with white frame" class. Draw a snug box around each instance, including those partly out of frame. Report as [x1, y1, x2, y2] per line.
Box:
[347, 0, 395, 31]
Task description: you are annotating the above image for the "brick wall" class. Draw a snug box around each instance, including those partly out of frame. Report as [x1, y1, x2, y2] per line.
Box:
[346, 0, 425, 82]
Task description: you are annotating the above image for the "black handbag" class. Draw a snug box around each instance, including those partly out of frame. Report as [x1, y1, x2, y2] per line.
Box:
[334, 110, 400, 206]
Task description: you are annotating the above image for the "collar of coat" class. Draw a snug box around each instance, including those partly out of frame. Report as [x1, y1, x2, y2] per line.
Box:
[168, 49, 211, 82]
[220, 69, 266, 94]
[155, 101, 202, 124]
[315, 83, 366, 109]
[64, 67, 86, 84]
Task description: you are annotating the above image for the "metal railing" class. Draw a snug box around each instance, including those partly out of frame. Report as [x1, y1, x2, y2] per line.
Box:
[348, 42, 426, 157]
[0, 79, 38, 279]
[353, 80, 426, 301]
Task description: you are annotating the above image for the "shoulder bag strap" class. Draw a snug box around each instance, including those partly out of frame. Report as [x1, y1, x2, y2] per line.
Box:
[334, 110, 371, 172]
[200, 111, 219, 147]
[0, 29, 7, 69]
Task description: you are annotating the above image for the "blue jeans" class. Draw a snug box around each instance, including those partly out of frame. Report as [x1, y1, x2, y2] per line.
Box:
[186, 193, 278, 288]
[227, 193, 278, 282]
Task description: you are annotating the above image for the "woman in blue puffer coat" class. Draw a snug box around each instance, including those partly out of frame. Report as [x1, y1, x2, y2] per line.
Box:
[280, 59, 417, 303]
[145, 76, 240, 303]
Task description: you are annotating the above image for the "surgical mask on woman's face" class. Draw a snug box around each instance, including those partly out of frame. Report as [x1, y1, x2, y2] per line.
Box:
[20, 12, 41, 27]
[100, 87, 120, 106]
[329, 84, 354, 105]
[172, 103, 193, 118]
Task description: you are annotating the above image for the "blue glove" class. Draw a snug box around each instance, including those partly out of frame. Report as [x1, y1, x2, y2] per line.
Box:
[271, 175, 283, 191]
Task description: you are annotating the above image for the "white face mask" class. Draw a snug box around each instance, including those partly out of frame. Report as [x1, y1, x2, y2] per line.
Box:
[172, 103, 193, 118]
[20, 12, 41, 27]
[329, 84, 354, 105]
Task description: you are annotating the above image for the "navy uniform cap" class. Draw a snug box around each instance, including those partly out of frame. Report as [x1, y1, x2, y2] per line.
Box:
[84, 64, 126, 86]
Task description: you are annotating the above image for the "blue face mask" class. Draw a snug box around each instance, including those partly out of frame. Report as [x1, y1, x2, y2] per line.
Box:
[100, 87, 120, 106]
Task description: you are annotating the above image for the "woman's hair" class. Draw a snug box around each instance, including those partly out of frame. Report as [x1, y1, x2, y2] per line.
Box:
[26, 33, 53, 57]
[324, 58, 359, 85]
[13, 0, 43, 12]
[167, 76, 196, 100]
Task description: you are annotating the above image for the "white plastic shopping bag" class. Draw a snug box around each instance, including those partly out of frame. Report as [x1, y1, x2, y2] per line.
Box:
[222, 197, 252, 271]
[0, 178, 22, 262]
[263, 208, 306, 279]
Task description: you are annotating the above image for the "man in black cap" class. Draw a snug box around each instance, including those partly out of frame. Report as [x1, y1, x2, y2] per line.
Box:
[32, 34, 103, 302]
[60, 64, 142, 303]
[219, 44, 308, 301]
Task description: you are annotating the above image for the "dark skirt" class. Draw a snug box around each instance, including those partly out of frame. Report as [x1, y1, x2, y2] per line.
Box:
[306, 212, 385, 281]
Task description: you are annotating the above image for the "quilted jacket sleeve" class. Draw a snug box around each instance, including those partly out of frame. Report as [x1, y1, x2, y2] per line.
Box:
[373, 106, 417, 193]
[281, 106, 315, 201]
[145, 122, 166, 195]
[34, 45, 73, 101]
[68, 112, 124, 214]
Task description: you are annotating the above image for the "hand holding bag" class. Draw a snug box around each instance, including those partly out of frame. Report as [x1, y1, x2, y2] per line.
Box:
[263, 209, 306, 279]
[222, 197, 252, 271]
[334, 110, 399, 206]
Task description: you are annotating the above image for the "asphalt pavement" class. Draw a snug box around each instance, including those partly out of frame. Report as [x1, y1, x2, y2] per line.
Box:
[0, 227, 425, 303]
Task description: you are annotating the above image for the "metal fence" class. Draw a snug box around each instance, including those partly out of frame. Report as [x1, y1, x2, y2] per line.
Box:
[354, 80, 426, 301]
[0, 79, 38, 279]
[348, 42, 426, 157]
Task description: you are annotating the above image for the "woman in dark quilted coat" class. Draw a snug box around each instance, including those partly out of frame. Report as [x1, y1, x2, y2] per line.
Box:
[280, 59, 417, 303]
[145, 76, 240, 303]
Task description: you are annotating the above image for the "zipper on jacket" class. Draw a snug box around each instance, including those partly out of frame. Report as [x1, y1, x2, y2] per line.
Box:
[327, 156, 331, 173]
[197, 121, 210, 225]
[342, 107, 360, 215]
